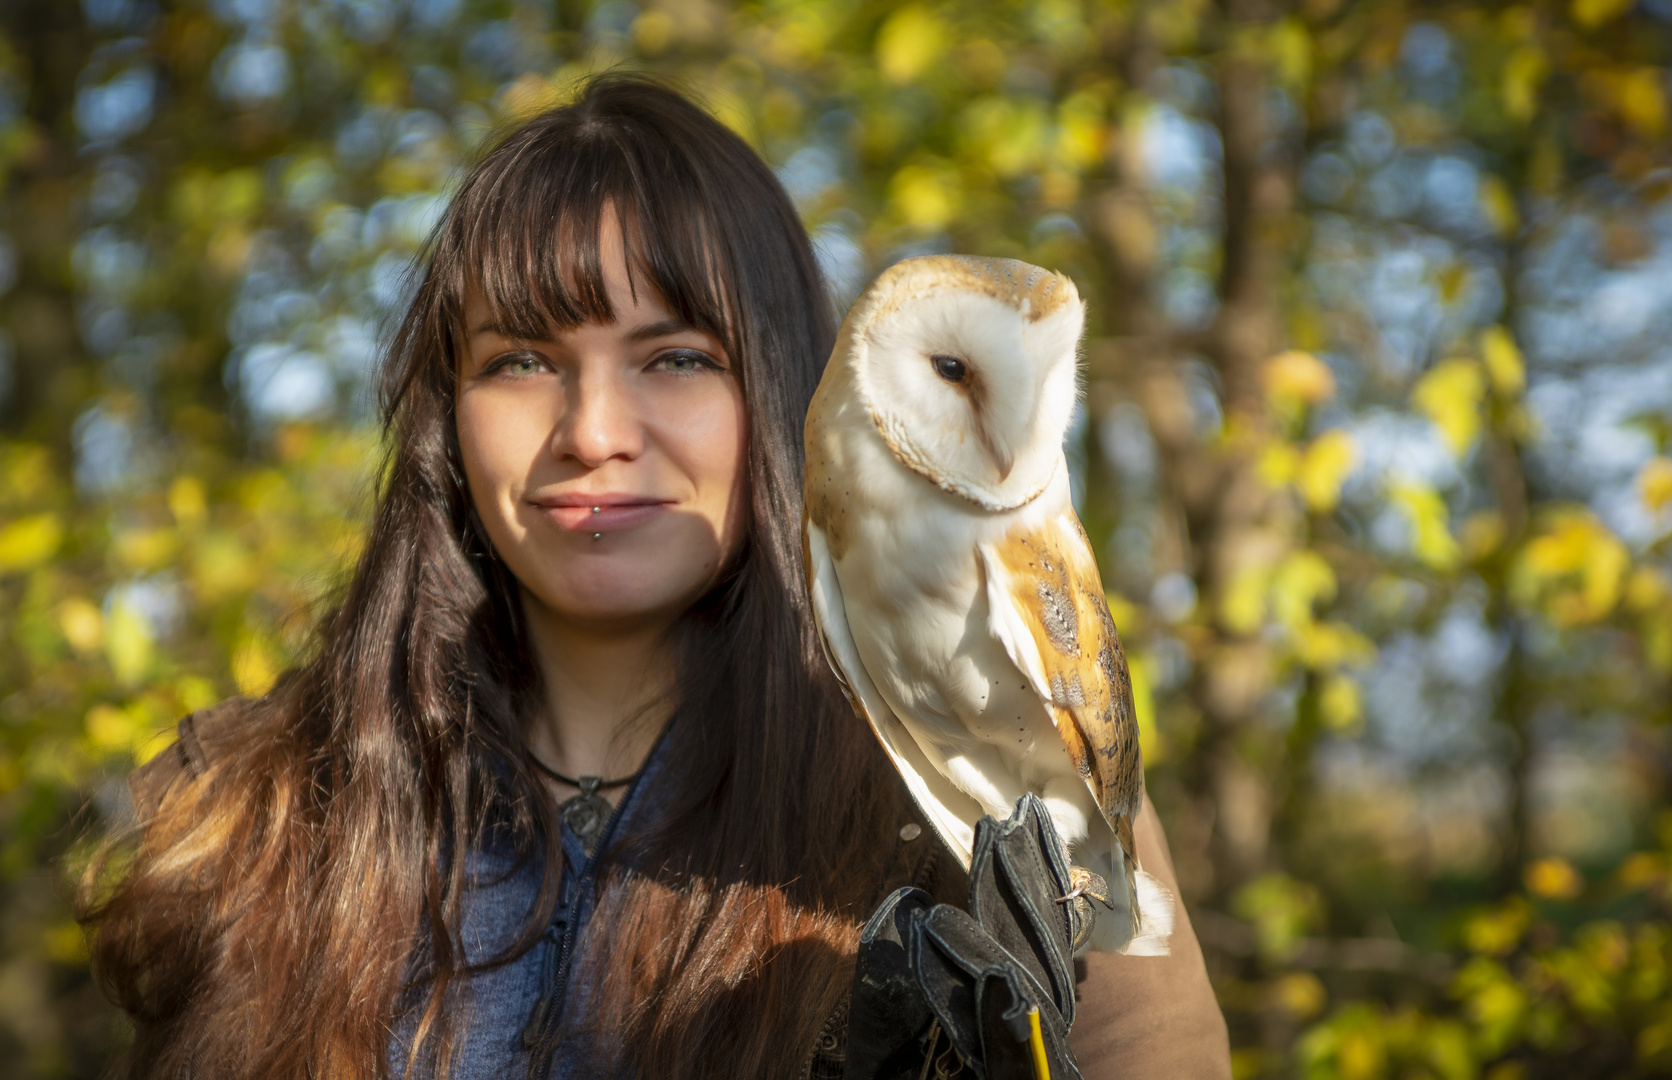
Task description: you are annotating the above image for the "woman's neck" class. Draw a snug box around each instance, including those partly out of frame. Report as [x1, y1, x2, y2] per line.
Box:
[519, 593, 676, 782]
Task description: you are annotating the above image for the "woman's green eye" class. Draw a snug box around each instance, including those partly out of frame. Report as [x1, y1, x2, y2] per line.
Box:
[490, 354, 543, 377]
[657, 350, 714, 375]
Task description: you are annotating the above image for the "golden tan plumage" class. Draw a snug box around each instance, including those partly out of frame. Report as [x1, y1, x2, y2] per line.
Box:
[979, 513, 1143, 884]
[803, 254, 1172, 954]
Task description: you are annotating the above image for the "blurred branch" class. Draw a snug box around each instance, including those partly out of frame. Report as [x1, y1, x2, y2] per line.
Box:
[1194, 909, 1454, 981]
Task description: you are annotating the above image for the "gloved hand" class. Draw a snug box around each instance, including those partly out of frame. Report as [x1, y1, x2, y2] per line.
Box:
[844, 794, 1087, 1080]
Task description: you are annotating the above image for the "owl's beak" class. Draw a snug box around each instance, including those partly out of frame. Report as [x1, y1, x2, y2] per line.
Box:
[977, 420, 1015, 481]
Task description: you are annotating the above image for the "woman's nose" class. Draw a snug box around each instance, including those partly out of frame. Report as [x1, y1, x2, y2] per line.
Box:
[552, 370, 644, 467]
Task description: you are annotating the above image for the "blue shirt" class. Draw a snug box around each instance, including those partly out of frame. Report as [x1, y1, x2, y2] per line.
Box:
[388, 742, 669, 1080]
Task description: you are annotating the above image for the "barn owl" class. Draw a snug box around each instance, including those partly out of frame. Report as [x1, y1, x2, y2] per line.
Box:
[803, 255, 1172, 955]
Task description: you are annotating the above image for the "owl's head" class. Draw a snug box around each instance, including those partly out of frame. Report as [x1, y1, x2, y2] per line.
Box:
[842, 255, 1084, 511]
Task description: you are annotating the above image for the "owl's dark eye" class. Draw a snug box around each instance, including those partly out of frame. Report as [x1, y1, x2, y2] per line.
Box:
[931, 354, 968, 383]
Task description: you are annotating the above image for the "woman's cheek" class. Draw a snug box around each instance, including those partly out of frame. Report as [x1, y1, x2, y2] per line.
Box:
[677, 379, 748, 557]
[457, 393, 532, 552]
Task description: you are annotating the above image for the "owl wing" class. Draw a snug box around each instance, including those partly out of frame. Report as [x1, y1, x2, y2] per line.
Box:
[976, 510, 1144, 876]
[805, 519, 986, 866]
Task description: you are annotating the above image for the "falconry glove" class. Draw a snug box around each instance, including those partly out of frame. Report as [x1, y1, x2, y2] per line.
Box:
[844, 795, 1087, 1080]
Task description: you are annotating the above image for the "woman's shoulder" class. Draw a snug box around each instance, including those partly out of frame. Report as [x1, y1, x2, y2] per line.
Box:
[128, 698, 250, 821]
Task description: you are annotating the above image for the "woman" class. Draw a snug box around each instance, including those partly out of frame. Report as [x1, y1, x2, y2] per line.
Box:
[82, 75, 1229, 1079]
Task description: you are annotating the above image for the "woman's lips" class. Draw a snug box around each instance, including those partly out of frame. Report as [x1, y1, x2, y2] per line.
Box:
[531, 496, 674, 534]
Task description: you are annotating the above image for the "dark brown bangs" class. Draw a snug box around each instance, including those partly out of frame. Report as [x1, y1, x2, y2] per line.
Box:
[439, 98, 736, 359]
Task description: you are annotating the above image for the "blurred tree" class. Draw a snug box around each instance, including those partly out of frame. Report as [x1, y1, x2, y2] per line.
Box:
[2, 0, 1671, 1076]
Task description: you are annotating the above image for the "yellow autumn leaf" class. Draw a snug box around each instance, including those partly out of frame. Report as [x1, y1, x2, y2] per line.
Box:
[1618, 852, 1665, 889]
[1295, 622, 1376, 669]
[1257, 441, 1300, 488]
[962, 97, 1048, 177]
[1271, 550, 1336, 630]
[1525, 856, 1583, 900]
[1267, 18, 1311, 87]
[1319, 674, 1362, 733]
[1263, 350, 1335, 411]
[1575, 536, 1630, 624]
[1412, 358, 1485, 457]
[1462, 897, 1531, 955]
[1478, 176, 1519, 237]
[1338, 1029, 1383, 1079]
[1053, 92, 1105, 172]
[169, 475, 209, 530]
[216, 168, 263, 220]
[1273, 971, 1326, 1019]
[1626, 566, 1668, 611]
[114, 527, 179, 571]
[56, 598, 104, 654]
[105, 601, 154, 686]
[0, 513, 64, 573]
[1617, 67, 1668, 137]
[1221, 563, 1271, 635]
[1480, 326, 1526, 397]
[1128, 653, 1162, 765]
[889, 161, 961, 230]
[1461, 510, 1507, 562]
[191, 532, 254, 600]
[3, 444, 53, 500]
[876, 6, 945, 86]
[1521, 515, 1590, 576]
[631, 11, 676, 55]
[232, 635, 278, 697]
[1647, 616, 1672, 676]
[1516, 511, 1630, 625]
[1044, 172, 1083, 214]
[499, 73, 562, 121]
[1573, 0, 1637, 27]
[1502, 45, 1548, 122]
[1390, 481, 1461, 571]
[763, 9, 829, 66]
[1298, 429, 1358, 512]
[1639, 457, 1672, 513]
[43, 921, 89, 964]
[85, 704, 133, 753]
[1103, 591, 1144, 636]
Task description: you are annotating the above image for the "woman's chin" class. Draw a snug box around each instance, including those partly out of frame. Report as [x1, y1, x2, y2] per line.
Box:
[524, 575, 708, 635]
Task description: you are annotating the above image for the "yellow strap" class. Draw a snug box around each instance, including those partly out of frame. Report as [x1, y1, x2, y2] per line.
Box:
[1027, 1006, 1051, 1080]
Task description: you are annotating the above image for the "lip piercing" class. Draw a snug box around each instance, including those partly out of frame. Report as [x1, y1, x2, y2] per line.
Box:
[592, 532, 602, 541]
[591, 506, 600, 514]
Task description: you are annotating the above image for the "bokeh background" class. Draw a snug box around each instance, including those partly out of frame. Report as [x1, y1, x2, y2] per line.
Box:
[2, 0, 1671, 1075]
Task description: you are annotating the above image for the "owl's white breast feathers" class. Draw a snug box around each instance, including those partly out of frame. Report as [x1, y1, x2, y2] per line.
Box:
[805, 521, 984, 861]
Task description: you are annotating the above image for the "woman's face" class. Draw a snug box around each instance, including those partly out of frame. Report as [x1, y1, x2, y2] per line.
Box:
[456, 215, 748, 635]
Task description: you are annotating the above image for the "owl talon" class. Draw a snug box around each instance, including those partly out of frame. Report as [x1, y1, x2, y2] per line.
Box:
[1059, 865, 1114, 908]
[1056, 866, 1114, 951]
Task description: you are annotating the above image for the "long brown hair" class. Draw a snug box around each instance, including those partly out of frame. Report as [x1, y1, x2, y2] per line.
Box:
[80, 74, 918, 1079]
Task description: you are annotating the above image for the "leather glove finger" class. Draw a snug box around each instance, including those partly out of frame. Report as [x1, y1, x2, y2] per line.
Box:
[845, 887, 940, 1080]
[915, 903, 1082, 1080]
[966, 794, 1081, 1027]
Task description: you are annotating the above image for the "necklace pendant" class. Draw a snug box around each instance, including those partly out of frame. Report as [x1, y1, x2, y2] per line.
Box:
[560, 776, 610, 851]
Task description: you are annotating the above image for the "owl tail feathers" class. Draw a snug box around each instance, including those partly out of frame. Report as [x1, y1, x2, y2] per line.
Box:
[1082, 845, 1176, 955]
[1119, 869, 1175, 957]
